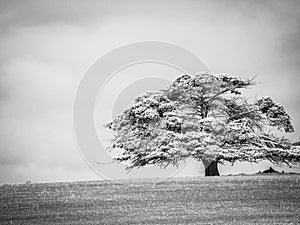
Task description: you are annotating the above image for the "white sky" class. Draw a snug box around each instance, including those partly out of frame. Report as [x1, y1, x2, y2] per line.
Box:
[0, 0, 300, 184]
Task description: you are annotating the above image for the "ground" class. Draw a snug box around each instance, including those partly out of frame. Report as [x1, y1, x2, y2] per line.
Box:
[0, 175, 299, 224]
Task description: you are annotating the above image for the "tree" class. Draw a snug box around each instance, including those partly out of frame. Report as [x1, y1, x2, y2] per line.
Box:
[105, 73, 300, 176]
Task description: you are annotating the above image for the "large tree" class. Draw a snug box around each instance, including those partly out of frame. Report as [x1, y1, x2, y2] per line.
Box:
[105, 73, 300, 176]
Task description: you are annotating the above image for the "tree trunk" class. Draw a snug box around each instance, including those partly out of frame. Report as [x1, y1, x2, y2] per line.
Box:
[202, 159, 220, 176]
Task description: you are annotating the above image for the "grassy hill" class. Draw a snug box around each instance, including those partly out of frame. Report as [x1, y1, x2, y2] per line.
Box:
[0, 175, 299, 224]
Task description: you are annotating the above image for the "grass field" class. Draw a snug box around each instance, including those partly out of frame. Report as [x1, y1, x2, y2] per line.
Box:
[0, 175, 299, 224]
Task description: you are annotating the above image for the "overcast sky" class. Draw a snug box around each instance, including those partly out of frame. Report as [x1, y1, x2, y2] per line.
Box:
[1, 0, 300, 184]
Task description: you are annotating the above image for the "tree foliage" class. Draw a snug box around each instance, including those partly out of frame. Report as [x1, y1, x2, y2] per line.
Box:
[105, 73, 300, 170]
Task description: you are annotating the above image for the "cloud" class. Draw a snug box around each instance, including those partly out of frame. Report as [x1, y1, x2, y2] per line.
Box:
[0, 0, 300, 183]
[0, 58, 90, 183]
[0, 0, 109, 30]
[0, 163, 98, 184]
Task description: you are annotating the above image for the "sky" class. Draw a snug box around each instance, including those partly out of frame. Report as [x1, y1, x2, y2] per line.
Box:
[0, 0, 300, 184]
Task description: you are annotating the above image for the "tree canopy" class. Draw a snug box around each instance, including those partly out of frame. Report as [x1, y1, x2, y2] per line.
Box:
[105, 73, 300, 171]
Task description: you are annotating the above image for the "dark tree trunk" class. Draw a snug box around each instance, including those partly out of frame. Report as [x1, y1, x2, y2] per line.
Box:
[202, 159, 220, 176]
